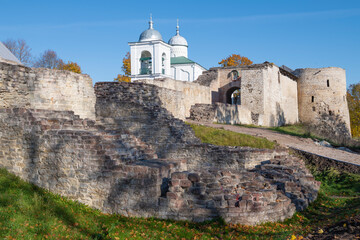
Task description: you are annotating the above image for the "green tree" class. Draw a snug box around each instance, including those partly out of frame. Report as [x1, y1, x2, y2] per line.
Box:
[218, 54, 253, 67]
[347, 83, 360, 137]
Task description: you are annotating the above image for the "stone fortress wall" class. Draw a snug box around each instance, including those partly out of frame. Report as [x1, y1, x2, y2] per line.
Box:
[192, 63, 299, 126]
[190, 63, 350, 134]
[137, 78, 211, 120]
[0, 61, 95, 120]
[294, 67, 350, 131]
[0, 60, 320, 225]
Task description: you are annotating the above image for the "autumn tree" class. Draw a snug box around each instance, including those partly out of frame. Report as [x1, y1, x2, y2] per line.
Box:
[114, 52, 131, 82]
[218, 54, 253, 67]
[58, 61, 82, 74]
[33, 49, 62, 69]
[2, 39, 32, 66]
[347, 83, 360, 137]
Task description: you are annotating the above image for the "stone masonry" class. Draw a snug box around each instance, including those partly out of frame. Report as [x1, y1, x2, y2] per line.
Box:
[0, 61, 95, 119]
[0, 61, 321, 225]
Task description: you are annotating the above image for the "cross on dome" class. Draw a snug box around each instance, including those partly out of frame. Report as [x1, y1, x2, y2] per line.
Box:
[139, 14, 162, 42]
[168, 19, 188, 47]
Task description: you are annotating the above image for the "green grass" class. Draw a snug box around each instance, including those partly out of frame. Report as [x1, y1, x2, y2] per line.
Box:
[0, 125, 359, 239]
[310, 168, 360, 197]
[269, 124, 316, 139]
[189, 123, 277, 149]
[0, 167, 359, 239]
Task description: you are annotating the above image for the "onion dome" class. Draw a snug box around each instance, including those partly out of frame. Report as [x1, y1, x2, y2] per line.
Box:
[139, 16, 163, 42]
[168, 20, 188, 47]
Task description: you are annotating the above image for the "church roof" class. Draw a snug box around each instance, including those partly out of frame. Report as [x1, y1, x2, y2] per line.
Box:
[168, 21, 188, 47]
[171, 56, 207, 71]
[139, 16, 163, 42]
[0, 42, 21, 64]
[171, 56, 195, 65]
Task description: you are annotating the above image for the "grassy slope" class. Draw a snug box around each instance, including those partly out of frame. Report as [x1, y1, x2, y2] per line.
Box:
[1, 168, 359, 240]
[189, 123, 277, 149]
[269, 124, 316, 139]
[0, 124, 359, 239]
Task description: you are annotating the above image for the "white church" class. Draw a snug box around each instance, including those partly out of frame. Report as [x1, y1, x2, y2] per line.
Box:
[129, 17, 206, 82]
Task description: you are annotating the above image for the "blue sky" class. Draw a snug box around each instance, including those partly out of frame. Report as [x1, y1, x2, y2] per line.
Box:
[1, 0, 359, 87]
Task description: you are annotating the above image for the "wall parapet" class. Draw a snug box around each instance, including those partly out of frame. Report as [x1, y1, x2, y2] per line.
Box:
[0, 61, 96, 120]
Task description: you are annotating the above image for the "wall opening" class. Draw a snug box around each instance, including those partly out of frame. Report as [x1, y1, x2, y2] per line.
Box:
[311, 96, 314, 102]
[140, 51, 152, 75]
[327, 79, 330, 87]
[228, 70, 239, 81]
[162, 53, 166, 74]
[226, 87, 241, 105]
[278, 71, 281, 84]
[312, 107, 316, 111]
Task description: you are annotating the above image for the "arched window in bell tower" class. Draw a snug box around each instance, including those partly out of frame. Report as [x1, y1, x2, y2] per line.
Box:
[140, 51, 152, 75]
[162, 53, 166, 74]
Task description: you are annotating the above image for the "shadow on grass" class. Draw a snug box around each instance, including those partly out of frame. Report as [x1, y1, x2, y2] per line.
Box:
[0, 168, 108, 239]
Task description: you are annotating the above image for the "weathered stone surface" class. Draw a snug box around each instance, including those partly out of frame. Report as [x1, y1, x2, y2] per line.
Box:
[0, 61, 95, 119]
[0, 74, 321, 225]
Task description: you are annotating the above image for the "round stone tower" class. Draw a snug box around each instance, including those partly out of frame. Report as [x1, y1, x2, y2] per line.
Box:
[294, 67, 350, 131]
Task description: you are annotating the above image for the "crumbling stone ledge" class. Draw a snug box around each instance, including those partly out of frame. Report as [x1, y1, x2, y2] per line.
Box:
[291, 147, 360, 174]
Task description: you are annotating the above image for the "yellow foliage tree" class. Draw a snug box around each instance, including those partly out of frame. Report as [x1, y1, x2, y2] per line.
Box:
[218, 54, 253, 67]
[347, 83, 360, 137]
[58, 61, 82, 74]
[115, 52, 131, 82]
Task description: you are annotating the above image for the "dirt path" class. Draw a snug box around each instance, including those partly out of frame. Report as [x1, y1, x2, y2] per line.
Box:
[188, 120, 360, 166]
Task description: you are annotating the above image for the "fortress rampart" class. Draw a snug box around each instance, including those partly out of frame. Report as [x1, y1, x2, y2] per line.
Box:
[0, 60, 320, 224]
[137, 78, 211, 120]
[0, 62, 95, 120]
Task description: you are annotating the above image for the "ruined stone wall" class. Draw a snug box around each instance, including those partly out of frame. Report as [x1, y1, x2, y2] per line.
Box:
[162, 154, 320, 224]
[0, 108, 176, 217]
[136, 78, 211, 119]
[240, 67, 265, 123]
[0, 61, 96, 120]
[294, 67, 350, 132]
[0, 80, 321, 225]
[190, 103, 262, 126]
[94, 82, 287, 170]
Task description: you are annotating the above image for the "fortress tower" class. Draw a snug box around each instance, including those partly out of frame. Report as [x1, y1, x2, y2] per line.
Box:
[294, 67, 351, 131]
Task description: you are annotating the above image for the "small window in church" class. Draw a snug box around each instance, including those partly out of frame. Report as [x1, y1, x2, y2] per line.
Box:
[327, 79, 330, 87]
[162, 53, 166, 75]
[311, 96, 314, 102]
[312, 107, 315, 111]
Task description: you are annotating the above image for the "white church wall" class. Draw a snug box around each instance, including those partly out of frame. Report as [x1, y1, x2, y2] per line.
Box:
[171, 64, 205, 82]
[194, 64, 206, 81]
[129, 41, 171, 80]
[171, 46, 188, 58]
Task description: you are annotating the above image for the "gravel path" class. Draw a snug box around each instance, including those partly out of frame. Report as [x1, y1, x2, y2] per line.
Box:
[188, 120, 360, 166]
